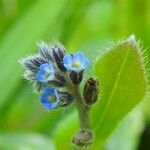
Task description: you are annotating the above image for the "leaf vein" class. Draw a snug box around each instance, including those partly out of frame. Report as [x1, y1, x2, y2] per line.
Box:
[95, 48, 130, 130]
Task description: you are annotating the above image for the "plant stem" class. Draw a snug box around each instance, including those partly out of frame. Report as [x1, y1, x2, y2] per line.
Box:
[72, 85, 90, 130]
[67, 84, 93, 147]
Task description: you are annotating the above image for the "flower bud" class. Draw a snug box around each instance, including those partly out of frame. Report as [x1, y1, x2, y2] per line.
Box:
[34, 81, 44, 91]
[21, 55, 46, 73]
[69, 71, 83, 85]
[53, 44, 66, 72]
[72, 129, 93, 147]
[48, 80, 65, 87]
[52, 73, 66, 87]
[48, 73, 66, 87]
[39, 42, 53, 61]
[58, 91, 73, 107]
[83, 78, 99, 105]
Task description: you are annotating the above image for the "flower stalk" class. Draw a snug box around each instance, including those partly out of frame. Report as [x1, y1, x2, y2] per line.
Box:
[73, 85, 90, 130]
[67, 84, 93, 147]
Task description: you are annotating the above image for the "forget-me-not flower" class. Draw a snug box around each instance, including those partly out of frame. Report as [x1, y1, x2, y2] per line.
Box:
[63, 52, 89, 72]
[36, 63, 55, 82]
[40, 87, 60, 109]
[20, 41, 98, 147]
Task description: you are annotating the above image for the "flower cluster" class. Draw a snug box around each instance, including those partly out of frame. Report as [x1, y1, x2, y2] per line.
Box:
[21, 42, 91, 110]
[21, 41, 99, 147]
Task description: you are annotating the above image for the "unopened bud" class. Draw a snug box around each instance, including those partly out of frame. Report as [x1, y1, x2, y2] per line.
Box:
[49, 80, 65, 87]
[34, 81, 44, 91]
[83, 78, 99, 105]
[39, 42, 53, 62]
[58, 91, 73, 107]
[53, 44, 66, 72]
[72, 129, 93, 147]
[70, 71, 83, 85]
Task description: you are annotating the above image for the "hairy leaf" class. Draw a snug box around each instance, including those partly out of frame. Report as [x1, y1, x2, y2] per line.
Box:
[105, 109, 144, 150]
[91, 35, 147, 149]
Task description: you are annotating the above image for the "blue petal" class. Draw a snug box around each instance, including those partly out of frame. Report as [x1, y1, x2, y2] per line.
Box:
[44, 87, 55, 95]
[73, 52, 86, 67]
[63, 54, 73, 65]
[49, 102, 58, 109]
[36, 70, 47, 82]
[39, 63, 50, 71]
[73, 52, 84, 61]
[41, 100, 56, 109]
[42, 103, 53, 109]
[63, 64, 74, 71]
[40, 93, 49, 103]
[63, 54, 74, 70]
[39, 63, 54, 74]
[82, 58, 90, 68]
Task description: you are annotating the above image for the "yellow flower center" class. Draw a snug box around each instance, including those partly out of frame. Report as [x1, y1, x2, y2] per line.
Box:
[49, 95, 57, 103]
[72, 61, 81, 68]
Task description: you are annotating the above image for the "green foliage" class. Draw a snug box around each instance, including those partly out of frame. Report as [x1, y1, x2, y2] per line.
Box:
[0, 133, 55, 150]
[105, 109, 144, 150]
[91, 36, 147, 149]
[0, 0, 67, 109]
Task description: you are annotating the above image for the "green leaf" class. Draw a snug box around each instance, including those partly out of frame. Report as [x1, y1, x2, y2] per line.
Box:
[91, 35, 147, 149]
[105, 109, 144, 150]
[142, 91, 150, 122]
[0, 133, 55, 150]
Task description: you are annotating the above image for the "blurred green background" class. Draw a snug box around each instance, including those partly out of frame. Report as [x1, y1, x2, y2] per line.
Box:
[0, 0, 150, 150]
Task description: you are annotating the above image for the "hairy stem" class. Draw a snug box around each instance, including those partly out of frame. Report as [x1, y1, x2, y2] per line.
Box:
[67, 84, 93, 147]
[67, 84, 91, 129]
[73, 85, 90, 129]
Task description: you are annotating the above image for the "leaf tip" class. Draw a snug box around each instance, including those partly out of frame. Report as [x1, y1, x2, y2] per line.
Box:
[126, 34, 137, 46]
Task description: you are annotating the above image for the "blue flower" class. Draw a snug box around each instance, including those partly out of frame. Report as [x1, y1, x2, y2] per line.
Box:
[63, 52, 89, 72]
[36, 63, 55, 82]
[40, 87, 60, 110]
